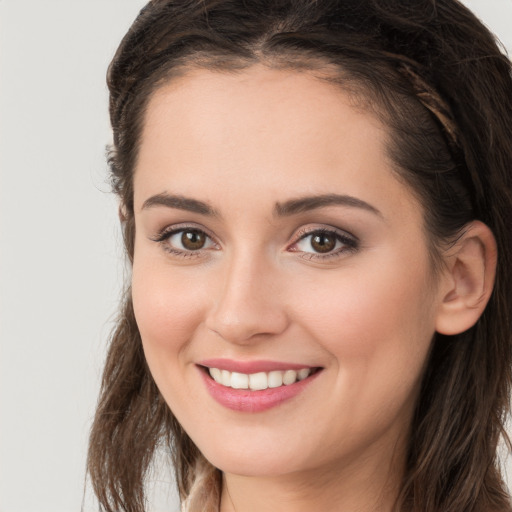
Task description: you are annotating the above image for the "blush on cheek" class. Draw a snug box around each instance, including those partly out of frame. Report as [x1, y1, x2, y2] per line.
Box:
[294, 291, 386, 354]
[133, 257, 195, 320]
[134, 293, 197, 350]
[296, 271, 434, 362]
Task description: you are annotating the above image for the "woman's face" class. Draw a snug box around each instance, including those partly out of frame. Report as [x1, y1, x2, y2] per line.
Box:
[132, 65, 446, 480]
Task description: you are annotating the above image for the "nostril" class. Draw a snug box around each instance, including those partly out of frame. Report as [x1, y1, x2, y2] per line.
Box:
[205, 300, 290, 344]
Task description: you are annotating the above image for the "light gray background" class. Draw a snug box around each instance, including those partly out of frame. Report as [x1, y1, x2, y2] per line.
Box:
[0, 1, 511, 511]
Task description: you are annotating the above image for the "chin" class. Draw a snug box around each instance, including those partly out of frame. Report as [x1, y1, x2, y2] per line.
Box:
[198, 438, 306, 477]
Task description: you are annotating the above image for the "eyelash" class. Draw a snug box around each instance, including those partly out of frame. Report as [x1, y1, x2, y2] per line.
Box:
[290, 227, 359, 260]
[151, 224, 218, 259]
[151, 225, 359, 261]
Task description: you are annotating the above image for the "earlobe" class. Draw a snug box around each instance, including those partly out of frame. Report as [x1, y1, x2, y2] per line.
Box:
[435, 221, 497, 336]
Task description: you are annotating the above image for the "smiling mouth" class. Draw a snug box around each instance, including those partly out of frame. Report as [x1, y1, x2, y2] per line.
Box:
[202, 366, 322, 391]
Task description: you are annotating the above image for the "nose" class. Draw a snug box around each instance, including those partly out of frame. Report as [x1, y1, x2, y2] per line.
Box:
[205, 251, 289, 344]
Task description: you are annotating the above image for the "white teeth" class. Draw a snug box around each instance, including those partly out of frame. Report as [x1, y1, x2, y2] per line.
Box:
[209, 367, 222, 384]
[221, 369, 231, 387]
[230, 372, 249, 389]
[283, 370, 297, 385]
[249, 372, 268, 391]
[268, 370, 283, 388]
[297, 368, 310, 381]
[207, 367, 313, 390]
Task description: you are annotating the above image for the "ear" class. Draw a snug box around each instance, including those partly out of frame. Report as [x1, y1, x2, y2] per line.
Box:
[435, 221, 497, 335]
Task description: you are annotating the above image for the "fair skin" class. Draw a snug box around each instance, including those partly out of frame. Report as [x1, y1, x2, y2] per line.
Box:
[131, 65, 496, 512]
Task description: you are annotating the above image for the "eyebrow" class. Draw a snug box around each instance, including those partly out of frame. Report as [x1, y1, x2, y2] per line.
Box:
[274, 194, 382, 217]
[141, 192, 381, 218]
[141, 193, 218, 216]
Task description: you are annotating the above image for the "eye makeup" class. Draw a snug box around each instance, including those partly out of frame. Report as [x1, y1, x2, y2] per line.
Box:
[150, 222, 359, 262]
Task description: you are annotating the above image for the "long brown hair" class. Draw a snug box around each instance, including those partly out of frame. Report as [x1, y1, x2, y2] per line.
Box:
[87, 1, 512, 510]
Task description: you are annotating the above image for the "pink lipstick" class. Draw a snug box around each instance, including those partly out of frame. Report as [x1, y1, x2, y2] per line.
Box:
[198, 359, 322, 412]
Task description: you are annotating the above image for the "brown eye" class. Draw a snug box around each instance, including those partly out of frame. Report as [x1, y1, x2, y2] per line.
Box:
[181, 230, 206, 250]
[310, 233, 336, 253]
[158, 227, 216, 254]
[292, 228, 358, 259]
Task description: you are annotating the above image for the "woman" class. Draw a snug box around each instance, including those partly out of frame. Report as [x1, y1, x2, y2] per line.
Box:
[87, 1, 512, 510]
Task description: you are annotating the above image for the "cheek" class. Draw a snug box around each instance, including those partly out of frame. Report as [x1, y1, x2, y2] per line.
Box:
[131, 257, 208, 366]
[292, 252, 437, 397]
[321, 242, 432, 334]
[305, 281, 433, 353]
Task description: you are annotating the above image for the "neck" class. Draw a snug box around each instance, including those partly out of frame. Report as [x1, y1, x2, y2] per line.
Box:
[220, 449, 404, 512]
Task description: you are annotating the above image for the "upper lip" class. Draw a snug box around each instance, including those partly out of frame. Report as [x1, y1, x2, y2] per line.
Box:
[198, 358, 319, 374]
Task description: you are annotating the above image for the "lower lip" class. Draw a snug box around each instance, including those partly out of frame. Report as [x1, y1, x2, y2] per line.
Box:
[200, 368, 321, 413]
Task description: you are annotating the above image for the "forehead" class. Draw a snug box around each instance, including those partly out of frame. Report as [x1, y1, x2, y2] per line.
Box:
[134, 64, 420, 224]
